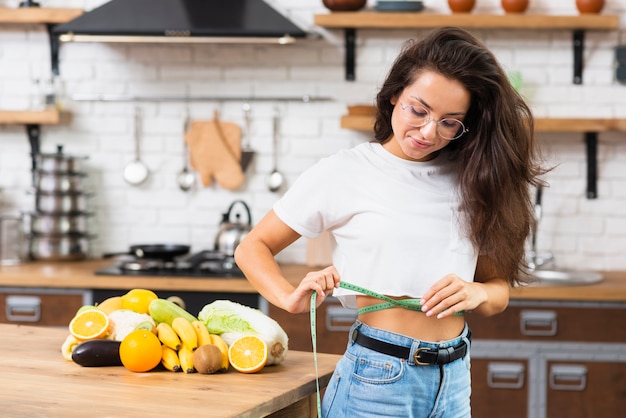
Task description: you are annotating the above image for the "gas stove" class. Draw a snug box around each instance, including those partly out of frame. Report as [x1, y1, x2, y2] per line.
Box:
[95, 250, 244, 278]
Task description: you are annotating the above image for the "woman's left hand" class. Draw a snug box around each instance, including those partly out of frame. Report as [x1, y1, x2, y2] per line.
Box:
[419, 274, 488, 319]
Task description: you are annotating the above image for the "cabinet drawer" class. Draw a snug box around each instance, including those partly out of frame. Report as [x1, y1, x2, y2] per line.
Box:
[467, 301, 626, 343]
[0, 288, 90, 326]
[269, 297, 356, 355]
[546, 360, 626, 418]
[471, 359, 528, 418]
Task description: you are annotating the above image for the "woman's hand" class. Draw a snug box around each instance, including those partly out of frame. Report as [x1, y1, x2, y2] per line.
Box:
[419, 274, 487, 319]
[420, 268, 509, 319]
[283, 266, 341, 314]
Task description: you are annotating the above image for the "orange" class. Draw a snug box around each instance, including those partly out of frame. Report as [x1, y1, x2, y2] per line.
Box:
[69, 309, 110, 341]
[121, 289, 158, 314]
[119, 329, 162, 372]
[96, 296, 124, 314]
[228, 335, 268, 374]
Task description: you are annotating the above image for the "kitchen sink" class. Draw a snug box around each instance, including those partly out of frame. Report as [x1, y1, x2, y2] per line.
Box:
[526, 269, 603, 286]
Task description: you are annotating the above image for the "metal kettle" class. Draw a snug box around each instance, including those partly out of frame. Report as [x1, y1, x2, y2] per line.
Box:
[214, 200, 252, 256]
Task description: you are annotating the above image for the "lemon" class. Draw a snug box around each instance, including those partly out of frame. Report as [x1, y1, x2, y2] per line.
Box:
[121, 289, 158, 314]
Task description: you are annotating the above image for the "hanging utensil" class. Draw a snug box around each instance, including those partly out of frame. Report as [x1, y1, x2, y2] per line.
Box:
[123, 107, 150, 186]
[177, 110, 195, 191]
[266, 108, 285, 193]
[240, 103, 255, 172]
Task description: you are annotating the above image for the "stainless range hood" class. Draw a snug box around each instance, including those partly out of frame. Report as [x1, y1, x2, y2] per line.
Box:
[52, 0, 307, 44]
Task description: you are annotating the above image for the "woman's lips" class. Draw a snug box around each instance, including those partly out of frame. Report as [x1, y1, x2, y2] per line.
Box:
[408, 135, 431, 149]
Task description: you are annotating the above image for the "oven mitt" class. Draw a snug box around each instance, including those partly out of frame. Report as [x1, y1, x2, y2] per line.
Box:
[185, 116, 244, 190]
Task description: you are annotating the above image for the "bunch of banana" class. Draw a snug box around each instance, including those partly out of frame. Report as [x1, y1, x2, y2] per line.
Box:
[155, 316, 230, 374]
[154, 317, 198, 373]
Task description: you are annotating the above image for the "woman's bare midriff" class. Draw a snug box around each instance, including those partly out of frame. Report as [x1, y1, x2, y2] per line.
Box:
[356, 295, 466, 342]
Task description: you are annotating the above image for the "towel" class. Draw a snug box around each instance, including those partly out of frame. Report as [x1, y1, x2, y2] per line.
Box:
[186, 114, 244, 190]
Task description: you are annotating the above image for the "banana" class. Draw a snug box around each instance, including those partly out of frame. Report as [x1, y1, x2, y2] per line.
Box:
[161, 345, 181, 372]
[148, 298, 197, 326]
[178, 345, 196, 373]
[209, 334, 230, 371]
[172, 317, 198, 350]
[156, 322, 181, 351]
[191, 321, 212, 347]
[61, 334, 80, 361]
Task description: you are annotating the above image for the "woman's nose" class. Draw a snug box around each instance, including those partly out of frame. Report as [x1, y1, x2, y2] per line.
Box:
[420, 119, 438, 139]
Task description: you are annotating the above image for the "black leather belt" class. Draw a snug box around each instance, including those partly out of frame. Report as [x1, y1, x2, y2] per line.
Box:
[351, 328, 471, 366]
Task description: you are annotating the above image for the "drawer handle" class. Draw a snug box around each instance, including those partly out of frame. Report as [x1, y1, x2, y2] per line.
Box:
[487, 362, 525, 389]
[6, 295, 41, 322]
[520, 310, 557, 336]
[550, 364, 587, 391]
[325, 306, 357, 332]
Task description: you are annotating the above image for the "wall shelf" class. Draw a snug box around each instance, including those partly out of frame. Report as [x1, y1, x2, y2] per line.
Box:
[0, 109, 60, 125]
[0, 7, 82, 24]
[313, 12, 620, 83]
[340, 105, 626, 199]
[0, 7, 82, 182]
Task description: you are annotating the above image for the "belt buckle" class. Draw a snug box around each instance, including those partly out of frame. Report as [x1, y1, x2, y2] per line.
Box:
[413, 347, 430, 366]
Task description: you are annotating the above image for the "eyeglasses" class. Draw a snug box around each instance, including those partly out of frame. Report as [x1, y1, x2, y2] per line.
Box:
[399, 103, 469, 140]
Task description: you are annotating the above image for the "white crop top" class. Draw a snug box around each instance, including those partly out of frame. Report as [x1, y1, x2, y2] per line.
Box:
[273, 142, 478, 309]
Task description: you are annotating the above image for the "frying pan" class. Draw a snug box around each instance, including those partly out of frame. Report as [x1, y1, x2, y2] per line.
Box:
[103, 244, 190, 260]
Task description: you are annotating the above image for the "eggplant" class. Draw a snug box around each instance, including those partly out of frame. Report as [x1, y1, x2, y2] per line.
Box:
[71, 339, 122, 367]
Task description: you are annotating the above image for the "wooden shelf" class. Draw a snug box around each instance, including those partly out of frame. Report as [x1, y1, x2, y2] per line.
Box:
[0, 7, 82, 24]
[0, 109, 60, 125]
[341, 107, 626, 133]
[314, 12, 619, 30]
[314, 12, 620, 83]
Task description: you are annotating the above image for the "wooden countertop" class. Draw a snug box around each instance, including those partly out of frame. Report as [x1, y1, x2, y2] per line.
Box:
[1, 260, 626, 302]
[0, 324, 340, 418]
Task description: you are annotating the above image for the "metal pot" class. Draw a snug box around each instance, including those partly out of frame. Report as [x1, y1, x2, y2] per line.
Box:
[35, 145, 87, 173]
[214, 200, 252, 256]
[35, 171, 86, 193]
[35, 192, 89, 214]
[28, 234, 90, 261]
[23, 212, 91, 235]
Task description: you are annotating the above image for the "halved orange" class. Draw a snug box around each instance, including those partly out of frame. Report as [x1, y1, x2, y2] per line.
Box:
[228, 335, 268, 374]
[68, 309, 110, 341]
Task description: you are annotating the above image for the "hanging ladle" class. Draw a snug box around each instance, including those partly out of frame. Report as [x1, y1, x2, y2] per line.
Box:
[266, 108, 285, 193]
[177, 110, 195, 191]
[123, 107, 150, 186]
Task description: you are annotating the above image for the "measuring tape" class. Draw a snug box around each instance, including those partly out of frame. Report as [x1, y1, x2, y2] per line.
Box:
[310, 281, 464, 417]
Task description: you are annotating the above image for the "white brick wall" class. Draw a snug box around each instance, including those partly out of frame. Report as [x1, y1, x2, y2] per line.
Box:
[1, 0, 626, 269]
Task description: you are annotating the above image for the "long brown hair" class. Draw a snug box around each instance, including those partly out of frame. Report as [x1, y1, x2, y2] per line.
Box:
[374, 27, 547, 285]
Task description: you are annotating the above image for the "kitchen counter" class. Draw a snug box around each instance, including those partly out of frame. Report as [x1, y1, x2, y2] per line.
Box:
[0, 323, 340, 417]
[2, 260, 626, 302]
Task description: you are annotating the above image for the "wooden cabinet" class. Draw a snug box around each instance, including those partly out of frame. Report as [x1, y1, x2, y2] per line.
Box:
[466, 300, 626, 418]
[546, 360, 626, 418]
[0, 287, 90, 326]
[269, 296, 356, 354]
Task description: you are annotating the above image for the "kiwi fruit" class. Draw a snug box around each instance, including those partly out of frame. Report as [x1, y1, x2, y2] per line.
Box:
[193, 344, 224, 374]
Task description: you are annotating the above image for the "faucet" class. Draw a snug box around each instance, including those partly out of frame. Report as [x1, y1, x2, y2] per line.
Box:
[527, 185, 555, 271]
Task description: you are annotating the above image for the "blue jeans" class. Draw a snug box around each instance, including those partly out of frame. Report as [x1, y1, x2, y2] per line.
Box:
[322, 321, 472, 418]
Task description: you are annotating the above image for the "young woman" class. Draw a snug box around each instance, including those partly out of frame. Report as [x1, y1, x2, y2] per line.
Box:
[235, 26, 546, 417]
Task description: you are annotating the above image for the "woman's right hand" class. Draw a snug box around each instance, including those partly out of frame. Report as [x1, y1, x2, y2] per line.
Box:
[284, 266, 341, 314]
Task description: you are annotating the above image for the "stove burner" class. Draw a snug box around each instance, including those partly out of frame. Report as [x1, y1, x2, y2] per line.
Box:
[96, 250, 244, 278]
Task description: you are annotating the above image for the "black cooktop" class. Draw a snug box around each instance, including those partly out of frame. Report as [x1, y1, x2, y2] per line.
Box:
[95, 250, 244, 278]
